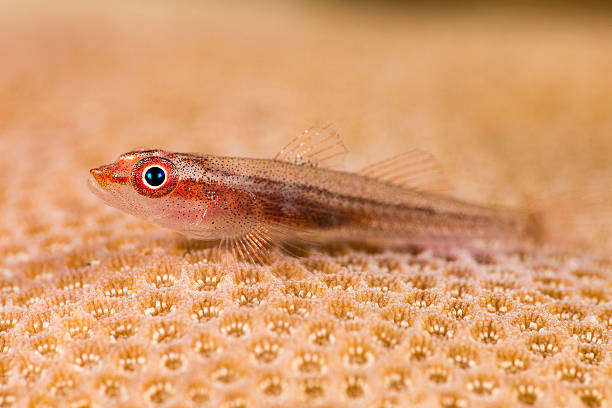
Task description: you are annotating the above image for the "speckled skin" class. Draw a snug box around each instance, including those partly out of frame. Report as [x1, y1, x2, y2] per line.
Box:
[89, 148, 536, 252]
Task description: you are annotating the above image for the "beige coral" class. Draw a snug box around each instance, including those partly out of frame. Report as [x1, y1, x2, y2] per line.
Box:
[3, 237, 612, 407]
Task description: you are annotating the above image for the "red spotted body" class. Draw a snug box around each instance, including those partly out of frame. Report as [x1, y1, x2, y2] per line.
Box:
[89, 126, 543, 261]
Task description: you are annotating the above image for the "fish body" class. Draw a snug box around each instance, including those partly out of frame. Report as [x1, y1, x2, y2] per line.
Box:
[89, 127, 540, 259]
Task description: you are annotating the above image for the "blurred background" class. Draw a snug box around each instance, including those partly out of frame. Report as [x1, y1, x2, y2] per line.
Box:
[1, 0, 611, 250]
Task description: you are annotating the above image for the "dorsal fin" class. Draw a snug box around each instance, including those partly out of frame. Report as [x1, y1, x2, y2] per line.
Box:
[274, 125, 348, 170]
[359, 149, 450, 192]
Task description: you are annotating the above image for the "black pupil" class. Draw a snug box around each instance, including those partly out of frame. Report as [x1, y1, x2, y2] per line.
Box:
[144, 167, 166, 187]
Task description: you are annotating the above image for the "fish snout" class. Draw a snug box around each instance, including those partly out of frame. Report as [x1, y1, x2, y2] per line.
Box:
[89, 164, 128, 187]
[90, 166, 111, 187]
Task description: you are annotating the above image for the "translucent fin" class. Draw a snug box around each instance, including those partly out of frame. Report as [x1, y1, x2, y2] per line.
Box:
[359, 149, 450, 192]
[274, 124, 348, 170]
[214, 197, 328, 264]
[253, 193, 333, 256]
[220, 227, 273, 265]
[526, 189, 612, 252]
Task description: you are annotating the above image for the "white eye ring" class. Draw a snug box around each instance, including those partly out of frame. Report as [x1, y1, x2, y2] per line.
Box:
[141, 165, 167, 190]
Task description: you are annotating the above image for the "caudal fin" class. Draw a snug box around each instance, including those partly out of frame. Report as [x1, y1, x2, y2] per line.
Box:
[526, 190, 612, 252]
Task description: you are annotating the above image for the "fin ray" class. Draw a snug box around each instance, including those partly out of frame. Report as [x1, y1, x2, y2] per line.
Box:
[275, 124, 348, 170]
[223, 227, 275, 265]
[360, 149, 450, 192]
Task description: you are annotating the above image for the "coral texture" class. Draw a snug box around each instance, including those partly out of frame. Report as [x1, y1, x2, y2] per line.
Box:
[2, 236, 612, 407]
[1, 2, 611, 407]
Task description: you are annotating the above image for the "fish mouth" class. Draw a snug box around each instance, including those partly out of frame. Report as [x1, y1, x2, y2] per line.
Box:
[88, 166, 118, 200]
[87, 170, 132, 213]
[89, 163, 130, 187]
[88, 172, 108, 198]
[90, 166, 110, 187]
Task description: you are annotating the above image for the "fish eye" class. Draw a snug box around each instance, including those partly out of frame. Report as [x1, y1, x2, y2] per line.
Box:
[131, 157, 178, 197]
[143, 166, 166, 188]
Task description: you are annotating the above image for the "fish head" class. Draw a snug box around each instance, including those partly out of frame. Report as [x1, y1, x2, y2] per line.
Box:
[89, 148, 192, 229]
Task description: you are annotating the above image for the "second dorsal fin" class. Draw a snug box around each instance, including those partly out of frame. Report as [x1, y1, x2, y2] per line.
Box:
[274, 125, 348, 170]
[359, 149, 450, 192]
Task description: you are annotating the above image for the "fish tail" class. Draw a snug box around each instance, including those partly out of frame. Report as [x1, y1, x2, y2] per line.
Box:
[524, 207, 548, 244]
[524, 189, 612, 251]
